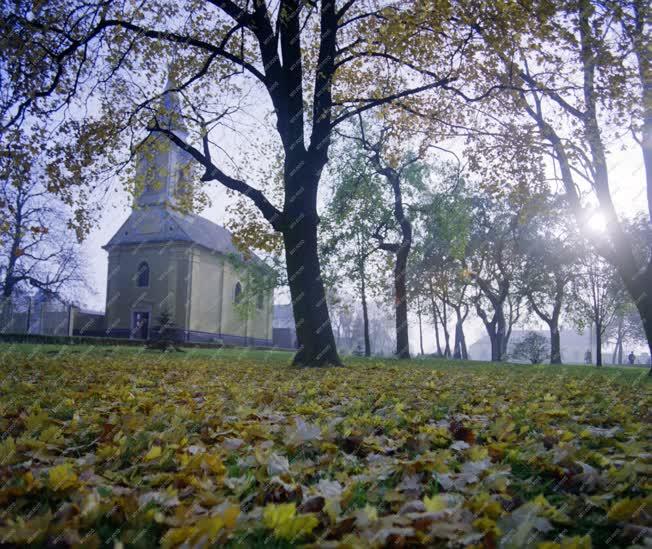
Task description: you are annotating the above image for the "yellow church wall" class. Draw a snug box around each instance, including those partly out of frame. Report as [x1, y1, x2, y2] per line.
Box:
[219, 260, 247, 338]
[105, 242, 272, 343]
[218, 259, 272, 342]
[247, 288, 273, 342]
[105, 243, 187, 337]
[188, 247, 223, 336]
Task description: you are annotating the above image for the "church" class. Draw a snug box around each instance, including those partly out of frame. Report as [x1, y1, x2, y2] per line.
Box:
[102, 81, 274, 346]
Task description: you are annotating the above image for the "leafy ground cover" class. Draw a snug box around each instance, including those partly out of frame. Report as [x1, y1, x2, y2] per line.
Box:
[0, 345, 650, 548]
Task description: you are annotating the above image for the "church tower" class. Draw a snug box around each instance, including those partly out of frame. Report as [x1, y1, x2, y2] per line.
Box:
[134, 74, 193, 209]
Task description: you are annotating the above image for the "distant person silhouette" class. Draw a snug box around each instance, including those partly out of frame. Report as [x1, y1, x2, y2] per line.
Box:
[584, 350, 592, 364]
[628, 351, 636, 365]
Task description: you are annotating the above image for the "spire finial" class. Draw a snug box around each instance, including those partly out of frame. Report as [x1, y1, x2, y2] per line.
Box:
[160, 60, 185, 132]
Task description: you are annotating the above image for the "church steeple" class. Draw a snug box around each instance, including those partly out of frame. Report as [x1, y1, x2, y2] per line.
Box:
[134, 69, 192, 209]
[160, 69, 187, 132]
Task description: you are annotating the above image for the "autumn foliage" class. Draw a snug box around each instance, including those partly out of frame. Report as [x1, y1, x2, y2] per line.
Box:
[0, 349, 650, 547]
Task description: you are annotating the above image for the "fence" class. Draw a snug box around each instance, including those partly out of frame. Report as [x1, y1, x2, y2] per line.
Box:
[0, 296, 105, 337]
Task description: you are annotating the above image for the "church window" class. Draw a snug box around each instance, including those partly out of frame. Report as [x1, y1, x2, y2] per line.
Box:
[257, 293, 264, 310]
[137, 262, 150, 287]
[234, 282, 242, 304]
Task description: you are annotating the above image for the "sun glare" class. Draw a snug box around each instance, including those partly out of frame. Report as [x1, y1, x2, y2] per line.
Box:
[586, 211, 607, 233]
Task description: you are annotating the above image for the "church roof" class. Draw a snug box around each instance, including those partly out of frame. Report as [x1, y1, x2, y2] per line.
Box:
[169, 208, 240, 255]
[103, 206, 242, 258]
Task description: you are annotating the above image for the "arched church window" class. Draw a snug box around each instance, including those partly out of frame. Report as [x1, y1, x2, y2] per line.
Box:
[137, 262, 150, 287]
[257, 293, 264, 310]
[234, 282, 242, 304]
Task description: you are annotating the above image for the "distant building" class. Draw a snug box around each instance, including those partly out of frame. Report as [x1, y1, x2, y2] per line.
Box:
[101, 78, 273, 345]
[273, 304, 298, 349]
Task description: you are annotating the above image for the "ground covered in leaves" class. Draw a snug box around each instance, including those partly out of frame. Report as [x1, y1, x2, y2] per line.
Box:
[0, 345, 650, 548]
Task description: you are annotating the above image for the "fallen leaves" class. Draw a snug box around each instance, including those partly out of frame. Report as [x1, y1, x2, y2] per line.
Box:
[48, 463, 78, 491]
[0, 351, 650, 547]
[263, 502, 319, 540]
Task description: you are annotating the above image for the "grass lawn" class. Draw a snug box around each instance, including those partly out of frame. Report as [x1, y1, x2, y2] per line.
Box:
[0, 344, 650, 547]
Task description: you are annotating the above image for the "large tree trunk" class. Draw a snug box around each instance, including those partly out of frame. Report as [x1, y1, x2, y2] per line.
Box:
[612, 318, 624, 365]
[383, 168, 412, 360]
[453, 320, 462, 359]
[502, 302, 513, 359]
[360, 271, 371, 357]
[495, 306, 506, 362]
[631, 284, 652, 374]
[475, 302, 504, 362]
[417, 308, 424, 355]
[489, 329, 501, 362]
[595, 320, 603, 367]
[394, 240, 411, 358]
[432, 297, 442, 356]
[283, 205, 341, 367]
[550, 322, 561, 364]
[481, 318, 502, 362]
[440, 301, 451, 358]
[461, 328, 468, 360]
[456, 305, 469, 360]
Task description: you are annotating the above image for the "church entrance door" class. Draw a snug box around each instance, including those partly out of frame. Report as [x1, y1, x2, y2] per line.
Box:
[131, 311, 150, 340]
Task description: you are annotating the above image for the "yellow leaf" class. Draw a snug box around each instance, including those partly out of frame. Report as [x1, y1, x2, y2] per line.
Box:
[25, 411, 49, 432]
[39, 426, 63, 444]
[362, 504, 378, 522]
[607, 498, 648, 522]
[473, 516, 501, 535]
[263, 503, 318, 540]
[560, 535, 592, 549]
[162, 525, 198, 548]
[195, 516, 224, 541]
[222, 505, 240, 529]
[533, 495, 572, 525]
[0, 437, 17, 465]
[539, 535, 592, 549]
[263, 502, 297, 530]
[467, 493, 503, 519]
[423, 495, 447, 512]
[144, 445, 162, 461]
[201, 454, 226, 476]
[468, 446, 488, 461]
[324, 498, 341, 524]
[48, 463, 78, 491]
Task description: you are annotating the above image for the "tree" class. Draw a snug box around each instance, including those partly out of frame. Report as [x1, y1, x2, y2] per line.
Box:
[517, 195, 580, 364]
[571, 253, 625, 367]
[320, 144, 389, 357]
[346, 119, 430, 359]
[464, 0, 652, 372]
[467, 194, 522, 362]
[147, 307, 184, 351]
[0, 134, 85, 302]
[452, 301, 470, 360]
[410, 171, 472, 360]
[2, 0, 472, 366]
[609, 304, 647, 365]
[511, 331, 549, 365]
